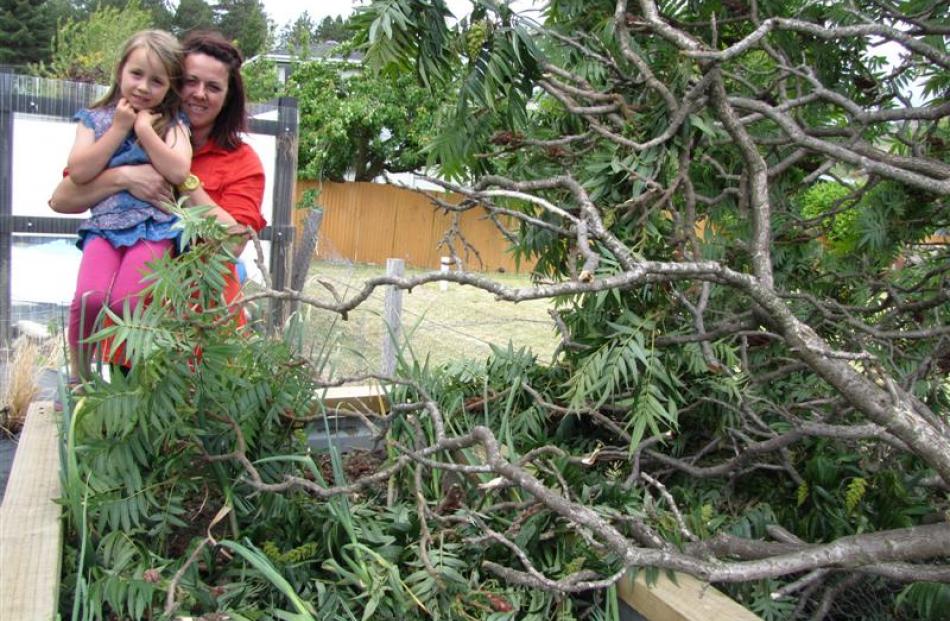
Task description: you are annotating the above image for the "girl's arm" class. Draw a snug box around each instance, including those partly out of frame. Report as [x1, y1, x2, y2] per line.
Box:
[135, 112, 192, 185]
[66, 100, 137, 184]
[50, 165, 173, 214]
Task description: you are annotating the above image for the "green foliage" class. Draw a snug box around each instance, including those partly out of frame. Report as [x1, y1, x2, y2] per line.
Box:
[214, 0, 271, 58]
[33, 0, 152, 82]
[60, 210, 624, 620]
[241, 57, 281, 103]
[0, 0, 56, 67]
[287, 60, 446, 180]
[171, 0, 215, 36]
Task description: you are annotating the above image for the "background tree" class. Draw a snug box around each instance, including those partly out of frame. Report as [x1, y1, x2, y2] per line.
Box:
[314, 14, 349, 41]
[277, 11, 314, 57]
[70, 0, 172, 28]
[214, 0, 270, 58]
[0, 0, 56, 67]
[33, 0, 151, 82]
[241, 55, 280, 103]
[287, 59, 447, 181]
[171, 0, 215, 36]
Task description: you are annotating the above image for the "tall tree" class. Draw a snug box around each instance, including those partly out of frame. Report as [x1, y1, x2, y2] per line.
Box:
[214, 0, 270, 58]
[278, 11, 313, 57]
[71, 0, 171, 27]
[171, 0, 215, 36]
[35, 0, 151, 82]
[314, 14, 349, 41]
[0, 0, 56, 67]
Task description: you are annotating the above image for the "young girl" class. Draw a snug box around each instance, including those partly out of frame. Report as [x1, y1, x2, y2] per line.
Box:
[65, 30, 192, 380]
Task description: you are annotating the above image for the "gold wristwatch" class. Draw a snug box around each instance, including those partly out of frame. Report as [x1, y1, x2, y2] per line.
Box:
[177, 173, 201, 193]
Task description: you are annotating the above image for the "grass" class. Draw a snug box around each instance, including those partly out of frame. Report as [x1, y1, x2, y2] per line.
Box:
[290, 260, 559, 377]
[1, 336, 61, 434]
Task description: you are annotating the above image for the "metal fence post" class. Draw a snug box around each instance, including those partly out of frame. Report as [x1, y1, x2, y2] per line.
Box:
[381, 258, 405, 376]
[269, 96, 298, 332]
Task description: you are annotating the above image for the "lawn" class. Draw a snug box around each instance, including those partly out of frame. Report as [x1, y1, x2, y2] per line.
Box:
[291, 260, 559, 376]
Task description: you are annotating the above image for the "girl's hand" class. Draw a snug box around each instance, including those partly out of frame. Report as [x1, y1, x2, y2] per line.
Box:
[134, 109, 162, 136]
[114, 98, 136, 131]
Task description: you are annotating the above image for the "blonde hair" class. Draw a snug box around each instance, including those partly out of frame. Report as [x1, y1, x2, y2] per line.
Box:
[93, 29, 184, 138]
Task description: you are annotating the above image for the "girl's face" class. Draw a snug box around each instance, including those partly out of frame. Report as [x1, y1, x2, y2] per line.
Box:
[119, 47, 171, 112]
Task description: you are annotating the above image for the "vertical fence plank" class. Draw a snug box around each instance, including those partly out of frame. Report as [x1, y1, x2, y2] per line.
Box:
[0, 69, 14, 343]
[381, 258, 404, 376]
[269, 96, 298, 331]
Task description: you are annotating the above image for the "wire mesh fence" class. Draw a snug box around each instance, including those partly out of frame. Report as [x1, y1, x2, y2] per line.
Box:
[287, 256, 559, 379]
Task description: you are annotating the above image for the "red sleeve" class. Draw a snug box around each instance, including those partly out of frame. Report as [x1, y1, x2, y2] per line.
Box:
[218, 145, 266, 232]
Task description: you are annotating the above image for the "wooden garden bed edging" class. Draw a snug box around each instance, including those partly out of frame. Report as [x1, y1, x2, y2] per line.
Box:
[618, 569, 762, 621]
[0, 401, 62, 621]
[319, 383, 389, 416]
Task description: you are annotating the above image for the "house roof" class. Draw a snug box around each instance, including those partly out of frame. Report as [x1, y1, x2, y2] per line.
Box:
[247, 39, 364, 65]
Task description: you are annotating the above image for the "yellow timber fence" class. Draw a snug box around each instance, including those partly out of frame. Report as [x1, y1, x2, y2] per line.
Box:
[293, 181, 534, 273]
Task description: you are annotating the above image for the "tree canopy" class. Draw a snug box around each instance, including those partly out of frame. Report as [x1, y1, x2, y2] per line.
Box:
[0, 0, 57, 67]
[213, 0, 270, 58]
[35, 0, 151, 82]
[288, 59, 447, 181]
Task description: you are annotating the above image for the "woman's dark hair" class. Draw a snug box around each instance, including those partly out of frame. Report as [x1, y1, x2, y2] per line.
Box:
[181, 30, 247, 150]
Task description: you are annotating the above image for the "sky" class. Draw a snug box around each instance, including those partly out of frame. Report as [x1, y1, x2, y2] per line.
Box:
[261, 0, 471, 28]
[259, 1, 544, 29]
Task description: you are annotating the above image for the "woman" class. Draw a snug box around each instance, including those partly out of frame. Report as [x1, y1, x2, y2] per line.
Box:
[50, 31, 266, 364]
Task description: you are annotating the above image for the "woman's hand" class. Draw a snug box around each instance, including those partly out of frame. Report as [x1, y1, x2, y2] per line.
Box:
[120, 165, 175, 209]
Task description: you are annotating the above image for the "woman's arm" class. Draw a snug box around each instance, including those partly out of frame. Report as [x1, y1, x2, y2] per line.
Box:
[67, 100, 136, 184]
[135, 112, 192, 185]
[49, 165, 174, 214]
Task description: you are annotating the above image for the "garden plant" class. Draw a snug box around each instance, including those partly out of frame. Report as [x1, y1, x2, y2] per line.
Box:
[61, 0, 949, 619]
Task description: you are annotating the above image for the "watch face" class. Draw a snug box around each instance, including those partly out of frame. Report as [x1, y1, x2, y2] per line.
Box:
[182, 174, 200, 191]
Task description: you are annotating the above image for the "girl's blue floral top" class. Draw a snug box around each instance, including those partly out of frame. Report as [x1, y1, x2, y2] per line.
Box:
[72, 105, 186, 249]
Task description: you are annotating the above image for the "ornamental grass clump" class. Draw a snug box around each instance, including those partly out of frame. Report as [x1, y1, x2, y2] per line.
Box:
[1, 335, 58, 434]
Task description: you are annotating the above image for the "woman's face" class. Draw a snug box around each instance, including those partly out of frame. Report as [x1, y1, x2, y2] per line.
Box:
[181, 52, 229, 135]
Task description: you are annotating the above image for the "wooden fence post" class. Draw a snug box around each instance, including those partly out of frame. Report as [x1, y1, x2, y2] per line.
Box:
[269, 96, 298, 332]
[381, 258, 404, 376]
[0, 69, 14, 344]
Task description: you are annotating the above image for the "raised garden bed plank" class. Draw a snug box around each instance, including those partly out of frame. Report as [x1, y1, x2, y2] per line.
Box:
[0, 401, 62, 621]
[319, 383, 389, 416]
[618, 570, 762, 621]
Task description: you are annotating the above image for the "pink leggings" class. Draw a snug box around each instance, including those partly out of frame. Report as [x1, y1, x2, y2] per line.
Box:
[68, 237, 174, 352]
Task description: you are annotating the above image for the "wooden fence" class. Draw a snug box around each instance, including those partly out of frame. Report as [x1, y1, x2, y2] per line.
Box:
[294, 181, 533, 273]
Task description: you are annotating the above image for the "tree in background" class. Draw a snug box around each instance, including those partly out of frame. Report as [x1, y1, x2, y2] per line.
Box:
[34, 0, 151, 82]
[288, 59, 446, 181]
[241, 54, 280, 103]
[277, 10, 314, 56]
[314, 14, 349, 41]
[0, 0, 57, 67]
[70, 0, 172, 29]
[171, 0, 215, 36]
[214, 0, 270, 58]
